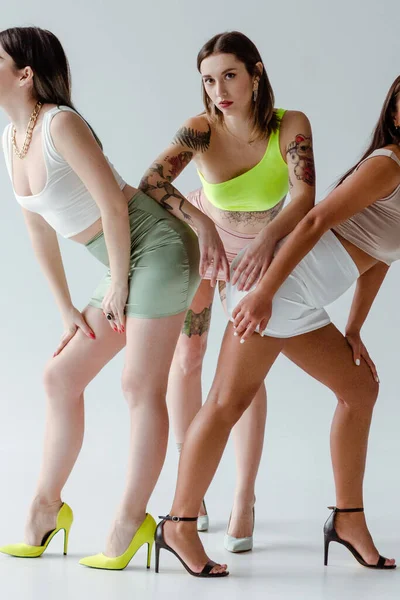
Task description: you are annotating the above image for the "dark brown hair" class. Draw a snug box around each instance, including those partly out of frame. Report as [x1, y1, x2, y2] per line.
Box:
[0, 27, 102, 146]
[197, 31, 279, 141]
[337, 75, 400, 186]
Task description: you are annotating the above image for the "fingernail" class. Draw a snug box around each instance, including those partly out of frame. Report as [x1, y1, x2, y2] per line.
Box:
[90, 333, 96, 339]
[376, 376, 380, 383]
[113, 327, 117, 332]
[122, 326, 125, 333]
[234, 332, 238, 337]
[240, 339, 245, 344]
[53, 352, 57, 357]
[355, 359, 360, 366]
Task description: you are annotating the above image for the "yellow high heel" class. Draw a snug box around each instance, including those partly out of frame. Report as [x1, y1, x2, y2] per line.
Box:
[0, 502, 73, 558]
[79, 513, 156, 570]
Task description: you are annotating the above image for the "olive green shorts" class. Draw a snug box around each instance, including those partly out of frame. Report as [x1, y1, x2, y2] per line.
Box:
[86, 191, 201, 318]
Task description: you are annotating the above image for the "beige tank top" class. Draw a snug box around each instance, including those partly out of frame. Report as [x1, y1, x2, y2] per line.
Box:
[333, 149, 400, 265]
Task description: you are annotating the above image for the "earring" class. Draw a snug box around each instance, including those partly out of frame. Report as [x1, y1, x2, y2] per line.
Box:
[253, 82, 259, 102]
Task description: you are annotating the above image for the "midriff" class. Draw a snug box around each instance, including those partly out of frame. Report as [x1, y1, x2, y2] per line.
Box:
[199, 192, 286, 235]
[332, 230, 380, 275]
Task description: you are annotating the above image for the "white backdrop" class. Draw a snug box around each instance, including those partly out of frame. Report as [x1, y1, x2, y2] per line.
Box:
[0, 1, 399, 598]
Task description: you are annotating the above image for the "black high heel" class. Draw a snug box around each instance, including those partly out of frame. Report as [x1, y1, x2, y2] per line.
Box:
[155, 515, 229, 578]
[323, 506, 396, 570]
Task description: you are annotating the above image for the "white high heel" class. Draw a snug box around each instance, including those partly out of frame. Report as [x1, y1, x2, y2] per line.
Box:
[197, 500, 209, 532]
[224, 507, 254, 553]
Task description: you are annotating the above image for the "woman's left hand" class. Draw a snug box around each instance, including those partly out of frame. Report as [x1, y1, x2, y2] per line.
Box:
[231, 233, 276, 291]
[102, 282, 129, 333]
[232, 289, 273, 342]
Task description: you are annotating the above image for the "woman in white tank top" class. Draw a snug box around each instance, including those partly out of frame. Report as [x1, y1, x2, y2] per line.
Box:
[0, 26, 230, 576]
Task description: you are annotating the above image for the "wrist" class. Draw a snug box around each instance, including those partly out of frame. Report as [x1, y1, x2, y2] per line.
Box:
[193, 212, 213, 232]
[260, 223, 280, 247]
[111, 279, 129, 291]
[345, 323, 362, 336]
[60, 303, 75, 323]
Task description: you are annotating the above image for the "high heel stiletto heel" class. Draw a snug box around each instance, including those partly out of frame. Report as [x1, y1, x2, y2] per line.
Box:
[155, 515, 229, 578]
[0, 502, 73, 558]
[197, 500, 209, 532]
[79, 513, 156, 570]
[323, 506, 396, 570]
[224, 506, 255, 553]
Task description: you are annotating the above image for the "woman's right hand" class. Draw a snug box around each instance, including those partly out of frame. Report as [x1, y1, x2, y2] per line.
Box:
[196, 217, 230, 287]
[345, 328, 379, 383]
[53, 306, 96, 357]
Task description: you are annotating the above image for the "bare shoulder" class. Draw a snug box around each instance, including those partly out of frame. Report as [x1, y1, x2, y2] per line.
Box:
[280, 110, 311, 131]
[50, 109, 87, 138]
[173, 113, 212, 153]
[347, 152, 400, 199]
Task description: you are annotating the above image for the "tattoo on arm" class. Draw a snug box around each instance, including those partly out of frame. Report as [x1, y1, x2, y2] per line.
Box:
[182, 304, 212, 337]
[139, 163, 193, 222]
[286, 134, 315, 186]
[173, 125, 211, 152]
[166, 151, 193, 179]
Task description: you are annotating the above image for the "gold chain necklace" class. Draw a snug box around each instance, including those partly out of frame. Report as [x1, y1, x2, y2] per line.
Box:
[12, 101, 43, 159]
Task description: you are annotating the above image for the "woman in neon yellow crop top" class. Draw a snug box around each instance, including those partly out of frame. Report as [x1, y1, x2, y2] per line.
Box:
[140, 31, 316, 551]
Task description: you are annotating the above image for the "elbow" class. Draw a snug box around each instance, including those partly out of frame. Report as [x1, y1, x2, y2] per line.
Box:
[298, 209, 329, 240]
[101, 203, 129, 222]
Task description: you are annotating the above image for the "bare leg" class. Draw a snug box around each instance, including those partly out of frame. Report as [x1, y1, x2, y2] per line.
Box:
[104, 312, 187, 557]
[229, 383, 266, 538]
[283, 324, 395, 566]
[167, 280, 214, 518]
[25, 306, 126, 545]
[163, 322, 395, 572]
[164, 323, 283, 573]
[168, 280, 215, 443]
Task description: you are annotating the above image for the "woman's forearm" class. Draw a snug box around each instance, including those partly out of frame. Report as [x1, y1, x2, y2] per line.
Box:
[139, 171, 210, 231]
[345, 262, 389, 333]
[101, 205, 131, 288]
[258, 212, 325, 298]
[28, 228, 74, 316]
[260, 192, 315, 246]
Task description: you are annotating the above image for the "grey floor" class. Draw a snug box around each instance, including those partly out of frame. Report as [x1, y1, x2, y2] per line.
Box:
[0, 518, 398, 600]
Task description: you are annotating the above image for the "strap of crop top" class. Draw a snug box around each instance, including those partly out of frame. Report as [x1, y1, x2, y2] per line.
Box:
[357, 148, 400, 170]
[42, 106, 81, 163]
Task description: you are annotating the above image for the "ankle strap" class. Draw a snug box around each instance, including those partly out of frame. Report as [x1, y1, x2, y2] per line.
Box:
[159, 514, 198, 523]
[328, 506, 364, 513]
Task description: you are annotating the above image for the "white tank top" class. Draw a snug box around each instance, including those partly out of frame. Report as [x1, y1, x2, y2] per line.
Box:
[2, 106, 126, 238]
[333, 149, 400, 265]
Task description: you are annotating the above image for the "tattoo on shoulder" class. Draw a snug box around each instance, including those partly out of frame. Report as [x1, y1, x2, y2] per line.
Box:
[182, 304, 212, 337]
[286, 134, 315, 186]
[173, 125, 211, 152]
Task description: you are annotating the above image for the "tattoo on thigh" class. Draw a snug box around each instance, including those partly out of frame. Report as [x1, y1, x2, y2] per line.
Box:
[286, 134, 315, 186]
[182, 304, 212, 337]
[173, 126, 211, 152]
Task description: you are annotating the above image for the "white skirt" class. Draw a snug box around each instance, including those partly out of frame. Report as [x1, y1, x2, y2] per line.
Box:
[226, 230, 359, 339]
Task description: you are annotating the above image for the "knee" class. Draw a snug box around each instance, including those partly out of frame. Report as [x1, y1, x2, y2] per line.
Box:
[121, 369, 167, 410]
[42, 359, 84, 405]
[173, 335, 208, 377]
[338, 376, 379, 412]
[207, 384, 253, 426]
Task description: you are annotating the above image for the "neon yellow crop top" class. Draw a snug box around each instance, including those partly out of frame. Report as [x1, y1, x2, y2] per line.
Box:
[198, 108, 288, 212]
